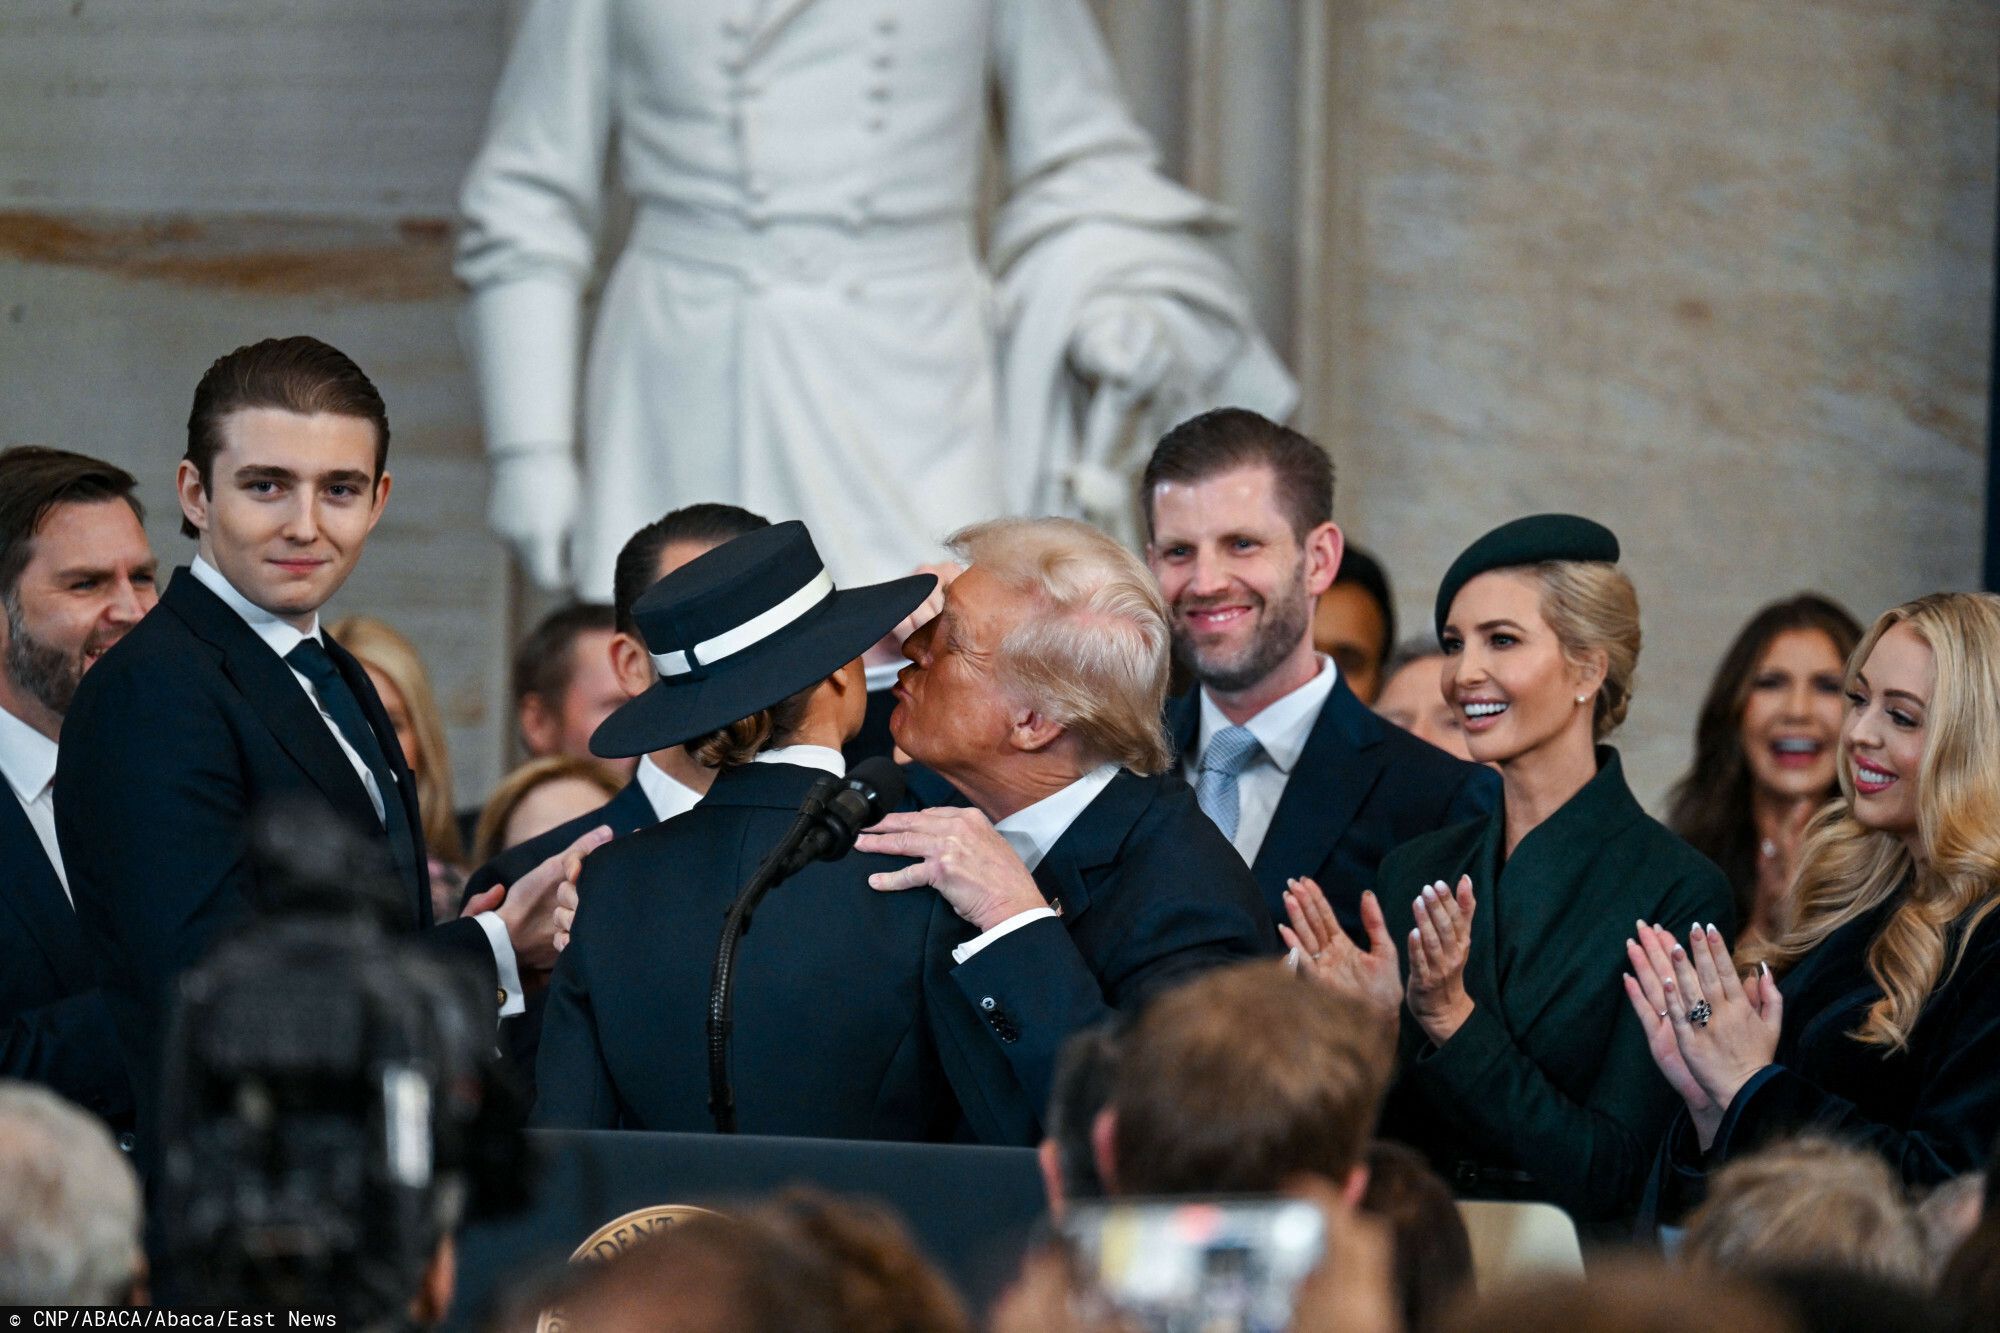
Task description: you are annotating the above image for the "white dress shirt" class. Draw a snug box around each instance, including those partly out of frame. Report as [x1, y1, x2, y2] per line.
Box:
[755, 744, 847, 778]
[188, 557, 525, 1015]
[0, 702, 68, 902]
[634, 754, 705, 824]
[1186, 656, 1338, 865]
[952, 763, 1118, 964]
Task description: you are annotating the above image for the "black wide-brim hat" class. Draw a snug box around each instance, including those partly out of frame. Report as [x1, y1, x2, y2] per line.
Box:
[590, 521, 936, 758]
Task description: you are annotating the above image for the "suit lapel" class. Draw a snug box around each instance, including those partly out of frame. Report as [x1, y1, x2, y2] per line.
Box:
[1250, 676, 1383, 898]
[324, 632, 431, 913]
[162, 573, 380, 834]
[1028, 770, 1149, 926]
[0, 794, 91, 990]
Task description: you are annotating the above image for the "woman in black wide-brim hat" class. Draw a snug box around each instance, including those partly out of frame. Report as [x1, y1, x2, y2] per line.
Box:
[534, 521, 961, 1137]
[1284, 514, 1733, 1234]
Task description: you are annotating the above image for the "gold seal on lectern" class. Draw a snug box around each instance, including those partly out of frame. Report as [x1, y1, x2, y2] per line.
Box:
[536, 1204, 725, 1332]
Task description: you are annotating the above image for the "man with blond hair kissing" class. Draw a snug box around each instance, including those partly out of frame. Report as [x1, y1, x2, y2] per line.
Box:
[858, 517, 1274, 1144]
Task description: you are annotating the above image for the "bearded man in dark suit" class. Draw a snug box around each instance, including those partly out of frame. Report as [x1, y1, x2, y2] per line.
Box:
[0, 447, 158, 1130]
[1141, 409, 1496, 947]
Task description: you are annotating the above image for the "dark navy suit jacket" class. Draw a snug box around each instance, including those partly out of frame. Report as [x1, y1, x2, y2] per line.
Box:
[534, 761, 960, 1139]
[926, 768, 1277, 1145]
[0, 789, 131, 1123]
[1166, 673, 1498, 941]
[55, 570, 494, 1152]
[460, 778, 659, 1100]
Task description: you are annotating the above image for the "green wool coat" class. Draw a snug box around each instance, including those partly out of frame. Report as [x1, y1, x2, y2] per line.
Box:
[1374, 748, 1733, 1231]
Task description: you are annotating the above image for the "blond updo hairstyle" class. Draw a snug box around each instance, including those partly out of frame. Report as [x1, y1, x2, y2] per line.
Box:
[1530, 560, 1641, 740]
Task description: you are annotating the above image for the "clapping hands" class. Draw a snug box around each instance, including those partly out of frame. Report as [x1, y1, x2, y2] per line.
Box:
[1284, 874, 1481, 1048]
[1623, 921, 1782, 1148]
[1282, 879, 1402, 1029]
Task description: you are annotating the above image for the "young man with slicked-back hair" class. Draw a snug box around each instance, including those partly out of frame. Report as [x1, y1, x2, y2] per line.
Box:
[1142, 408, 1496, 944]
[56, 336, 570, 1160]
[0, 447, 156, 1129]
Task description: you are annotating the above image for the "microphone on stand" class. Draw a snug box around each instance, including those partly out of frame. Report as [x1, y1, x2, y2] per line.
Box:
[706, 757, 908, 1133]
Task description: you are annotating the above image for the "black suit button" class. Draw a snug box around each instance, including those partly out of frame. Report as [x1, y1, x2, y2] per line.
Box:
[117, 1132, 136, 1153]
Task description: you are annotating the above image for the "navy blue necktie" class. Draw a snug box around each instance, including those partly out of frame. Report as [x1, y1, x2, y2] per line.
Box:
[285, 639, 422, 896]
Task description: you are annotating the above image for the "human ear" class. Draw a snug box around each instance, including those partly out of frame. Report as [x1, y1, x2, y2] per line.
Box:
[175, 459, 209, 534]
[1304, 521, 1344, 597]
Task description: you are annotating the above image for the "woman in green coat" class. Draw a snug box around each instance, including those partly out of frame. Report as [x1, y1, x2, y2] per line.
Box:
[1283, 514, 1733, 1233]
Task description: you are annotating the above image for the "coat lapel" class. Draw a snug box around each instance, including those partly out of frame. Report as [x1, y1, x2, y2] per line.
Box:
[1485, 749, 1650, 1034]
[1027, 770, 1148, 926]
[162, 573, 381, 835]
[1250, 675, 1383, 898]
[324, 630, 431, 910]
[0, 794, 91, 990]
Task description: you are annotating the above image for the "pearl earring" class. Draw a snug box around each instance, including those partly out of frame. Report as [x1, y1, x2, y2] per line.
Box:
[1575, 694, 1589, 705]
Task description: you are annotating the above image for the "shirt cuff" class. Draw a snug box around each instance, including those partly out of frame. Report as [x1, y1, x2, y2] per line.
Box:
[952, 908, 1060, 965]
[474, 911, 527, 1017]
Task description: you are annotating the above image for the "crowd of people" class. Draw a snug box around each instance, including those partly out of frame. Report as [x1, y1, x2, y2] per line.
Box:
[2, 334, 1997, 1330]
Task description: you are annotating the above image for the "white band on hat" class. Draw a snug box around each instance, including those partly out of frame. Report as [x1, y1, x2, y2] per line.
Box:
[650, 570, 835, 679]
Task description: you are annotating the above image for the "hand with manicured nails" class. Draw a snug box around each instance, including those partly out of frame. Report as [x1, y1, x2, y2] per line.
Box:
[856, 806, 1047, 932]
[1668, 922, 1782, 1142]
[1405, 876, 1478, 1046]
[1623, 922, 1716, 1121]
[1282, 879, 1402, 1029]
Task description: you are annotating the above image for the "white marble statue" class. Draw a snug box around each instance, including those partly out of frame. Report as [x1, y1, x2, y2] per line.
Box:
[457, 0, 1295, 593]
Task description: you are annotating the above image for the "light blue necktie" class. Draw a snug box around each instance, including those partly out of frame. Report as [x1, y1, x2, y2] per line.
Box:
[1196, 724, 1263, 843]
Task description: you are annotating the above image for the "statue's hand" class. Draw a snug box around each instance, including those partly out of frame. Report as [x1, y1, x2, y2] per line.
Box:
[1068, 296, 1176, 397]
[488, 441, 580, 593]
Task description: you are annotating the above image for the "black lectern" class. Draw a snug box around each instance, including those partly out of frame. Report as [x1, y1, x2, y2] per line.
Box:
[447, 1129, 1047, 1329]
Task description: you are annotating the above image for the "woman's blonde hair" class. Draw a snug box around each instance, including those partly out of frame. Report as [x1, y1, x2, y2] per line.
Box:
[328, 614, 463, 866]
[1532, 560, 1641, 740]
[1740, 592, 2000, 1050]
[1680, 1135, 1927, 1286]
[471, 755, 622, 865]
[948, 517, 1172, 775]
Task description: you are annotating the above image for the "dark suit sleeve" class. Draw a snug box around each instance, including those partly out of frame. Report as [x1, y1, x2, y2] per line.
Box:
[947, 849, 1274, 1127]
[1398, 869, 1728, 1224]
[531, 866, 622, 1128]
[58, 658, 258, 1017]
[0, 990, 133, 1119]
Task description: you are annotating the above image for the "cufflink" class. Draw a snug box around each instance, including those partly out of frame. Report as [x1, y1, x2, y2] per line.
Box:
[496, 988, 507, 1008]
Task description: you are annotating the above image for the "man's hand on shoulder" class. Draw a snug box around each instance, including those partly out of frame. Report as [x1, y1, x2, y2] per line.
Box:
[486, 824, 614, 971]
[856, 807, 1046, 932]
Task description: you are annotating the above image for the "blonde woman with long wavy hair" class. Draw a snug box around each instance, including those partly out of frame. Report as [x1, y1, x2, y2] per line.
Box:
[1627, 591, 2000, 1222]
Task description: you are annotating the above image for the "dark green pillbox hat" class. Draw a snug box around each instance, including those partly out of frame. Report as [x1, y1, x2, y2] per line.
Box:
[1434, 513, 1620, 637]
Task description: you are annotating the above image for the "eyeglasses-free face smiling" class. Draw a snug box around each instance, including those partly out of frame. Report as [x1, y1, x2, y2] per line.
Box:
[1842, 621, 1932, 850]
[1439, 570, 1600, 767]
[177, 407, 390, 631]
[1741, 627, 1848, 803]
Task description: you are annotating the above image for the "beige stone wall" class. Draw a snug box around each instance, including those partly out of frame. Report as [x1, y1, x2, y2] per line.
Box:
[1298, 0, 1997, 803]
[3, 0, 1994, 815]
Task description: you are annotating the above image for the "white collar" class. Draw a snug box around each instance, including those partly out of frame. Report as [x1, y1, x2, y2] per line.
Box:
[754, 744, 847, 778]
[1197, 656, 1336, 776]
[993, 763, 1118, 872]
[0, 703, 58, 805]
[188, 554, 321, 659]
[635, 754, 705, 823]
